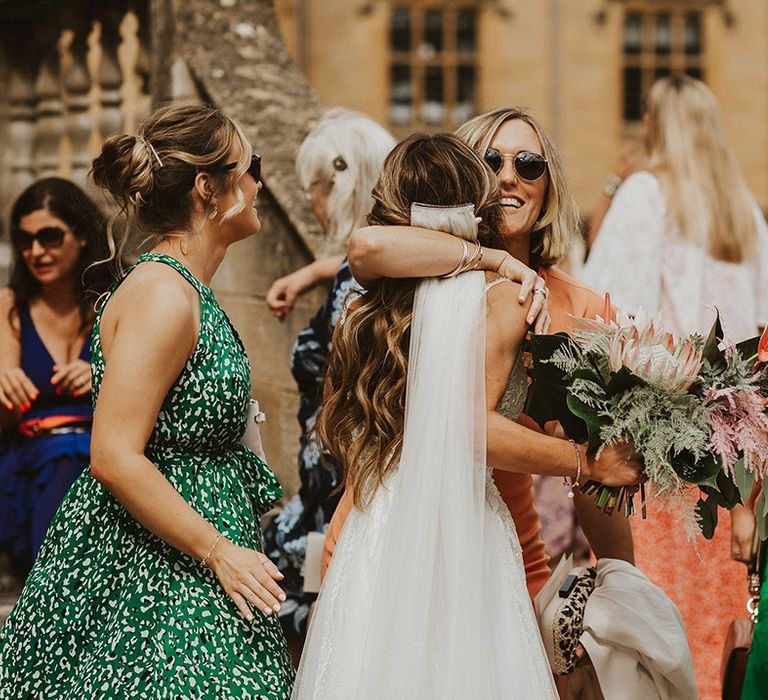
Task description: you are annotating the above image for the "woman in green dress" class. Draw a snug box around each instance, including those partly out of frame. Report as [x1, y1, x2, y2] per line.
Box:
[0, 104, 294, 698]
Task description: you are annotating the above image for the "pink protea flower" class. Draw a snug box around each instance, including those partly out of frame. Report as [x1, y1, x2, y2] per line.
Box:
[572, 298, 702, 393]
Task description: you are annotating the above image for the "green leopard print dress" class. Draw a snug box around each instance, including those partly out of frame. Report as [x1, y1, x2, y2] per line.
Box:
[0, 253, 294, 699]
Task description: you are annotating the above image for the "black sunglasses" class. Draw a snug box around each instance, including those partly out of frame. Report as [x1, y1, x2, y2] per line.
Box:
[12, 226, 67, 252]
[483, 148, 548, 181]
[209, 154, 262, 182]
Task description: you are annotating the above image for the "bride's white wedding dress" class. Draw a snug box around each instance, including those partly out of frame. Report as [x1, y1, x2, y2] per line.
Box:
[291, 205, 557, 699]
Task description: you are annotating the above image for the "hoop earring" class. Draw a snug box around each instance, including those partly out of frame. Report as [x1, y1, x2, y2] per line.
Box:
[209, 199, 218, 220]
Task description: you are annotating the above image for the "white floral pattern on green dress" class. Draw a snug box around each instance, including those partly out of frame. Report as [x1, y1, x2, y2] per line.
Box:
[0, 253, 294, 699]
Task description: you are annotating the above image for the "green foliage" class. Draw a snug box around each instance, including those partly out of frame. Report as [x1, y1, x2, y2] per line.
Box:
[597, 384, 711, 497]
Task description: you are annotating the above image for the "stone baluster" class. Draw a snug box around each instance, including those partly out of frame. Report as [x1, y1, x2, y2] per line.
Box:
[63, 21, 93, 187]
[33, 43, 65, 179]
[130, 3, 153, 128]
[97, 11, 124, 141]
[6, 55, 37, 200]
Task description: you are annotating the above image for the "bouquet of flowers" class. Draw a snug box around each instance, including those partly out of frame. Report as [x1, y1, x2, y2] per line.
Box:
[525, 295, 768, 539]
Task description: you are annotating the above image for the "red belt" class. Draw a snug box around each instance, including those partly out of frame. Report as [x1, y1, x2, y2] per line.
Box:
[18, 415, 92, 438]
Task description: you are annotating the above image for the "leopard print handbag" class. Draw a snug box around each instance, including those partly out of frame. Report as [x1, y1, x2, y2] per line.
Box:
[538, 565, 597, 675]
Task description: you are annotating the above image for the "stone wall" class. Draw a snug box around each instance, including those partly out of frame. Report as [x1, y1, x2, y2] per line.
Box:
[169, 0, 329, 498]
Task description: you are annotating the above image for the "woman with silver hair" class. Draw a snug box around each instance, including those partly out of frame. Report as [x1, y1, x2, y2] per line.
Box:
[262, 109, 396, 648]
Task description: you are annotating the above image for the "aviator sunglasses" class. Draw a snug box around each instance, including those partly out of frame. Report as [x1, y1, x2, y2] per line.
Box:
[12, 226, 68, 252]
[208, 153, 262, 182]
[483, 148, 548, 182]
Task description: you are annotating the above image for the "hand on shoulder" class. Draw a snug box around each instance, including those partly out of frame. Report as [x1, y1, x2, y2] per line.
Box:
[484, 271, 531, 343]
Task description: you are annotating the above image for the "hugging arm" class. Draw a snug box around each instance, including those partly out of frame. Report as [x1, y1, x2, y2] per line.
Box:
[349, 226, 549, 331]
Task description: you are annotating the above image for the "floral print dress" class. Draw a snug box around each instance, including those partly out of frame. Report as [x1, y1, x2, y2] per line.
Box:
[262, 259, 358, 637]
[0, 253, 294, 699]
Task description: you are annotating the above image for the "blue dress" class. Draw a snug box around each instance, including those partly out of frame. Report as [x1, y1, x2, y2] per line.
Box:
[0, 302, 91, 564]
[262, 259, 359, 636]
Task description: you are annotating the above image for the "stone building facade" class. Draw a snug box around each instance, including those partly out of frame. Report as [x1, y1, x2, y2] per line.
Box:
[274, 0, 768, 213]
[0, 0, 331, 499]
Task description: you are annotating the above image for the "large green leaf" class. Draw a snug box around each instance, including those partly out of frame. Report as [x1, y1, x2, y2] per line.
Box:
[757, 494, 768, 541]
[695, 496, 718, 540]
[525, 333, 583, 431]
[700, 472, 741, 510]
[566, 393, 604, 451]
[569, 367, 607, 388]
[671, 449, 720, 485]
[733, 458, 755, 504]
[702, 310, 725, 366]
[605, 366, 645, 396]
[737, 335, 759, 362]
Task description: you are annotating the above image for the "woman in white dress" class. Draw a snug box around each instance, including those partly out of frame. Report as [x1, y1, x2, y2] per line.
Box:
[582, 73, 768, 699]
[291, 133, 559, 699]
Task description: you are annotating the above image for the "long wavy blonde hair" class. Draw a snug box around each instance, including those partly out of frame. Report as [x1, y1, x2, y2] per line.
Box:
[316, 133, 502, 508]
[645, 74, 757, 262]
[456, 108, 579, 267]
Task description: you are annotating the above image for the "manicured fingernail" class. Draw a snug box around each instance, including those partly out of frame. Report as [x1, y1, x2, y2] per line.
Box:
[278, 593, 286, 601]
[50, 377, 58, 385]
[263, 607, 272, 616]
[272, 603, 281, 612]
[246, 614, 254, 622]
[4, 403, 12, 410]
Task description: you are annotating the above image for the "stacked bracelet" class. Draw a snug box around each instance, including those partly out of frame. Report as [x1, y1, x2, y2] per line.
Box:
[563, 439, 582, 499]
[442, 239, 483, 278]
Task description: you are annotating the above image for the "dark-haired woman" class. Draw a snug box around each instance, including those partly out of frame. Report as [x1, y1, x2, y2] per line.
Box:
[0, 105, 293, 698]
[0, 177, 114, 569]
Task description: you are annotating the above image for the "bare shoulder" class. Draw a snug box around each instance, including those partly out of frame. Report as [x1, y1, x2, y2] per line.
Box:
[0, 288, 19, 335]
[101, 262, 199, 359]
[110, 262, 198, 319]
[0, 287, 15, 314]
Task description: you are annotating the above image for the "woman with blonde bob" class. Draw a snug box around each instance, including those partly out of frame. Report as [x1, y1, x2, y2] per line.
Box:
[0, 104, 294, 697]
[583, 74, 768, 698]
[294, 132, 561, 698]
[322, 107, 640, 596]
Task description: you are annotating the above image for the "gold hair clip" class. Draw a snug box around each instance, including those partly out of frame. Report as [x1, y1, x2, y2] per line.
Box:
[146, 140, 164, 169]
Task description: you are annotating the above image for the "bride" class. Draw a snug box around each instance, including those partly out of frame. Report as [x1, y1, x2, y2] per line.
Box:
[291, 132, 558, 699]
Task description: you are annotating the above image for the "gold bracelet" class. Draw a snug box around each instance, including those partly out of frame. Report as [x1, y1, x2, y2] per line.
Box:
[201, 532, 224, 567]
[464, 239, 483, 272]
[563, 439, 582, 499]
[442, 239, 470, 278]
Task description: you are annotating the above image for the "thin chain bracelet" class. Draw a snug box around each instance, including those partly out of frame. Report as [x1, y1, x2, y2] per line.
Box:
[201, 533, 224, 567]
[563, 439, 582, 499]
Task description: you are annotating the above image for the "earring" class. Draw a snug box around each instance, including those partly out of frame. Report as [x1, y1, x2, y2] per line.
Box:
[209, 199, 218, 220]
